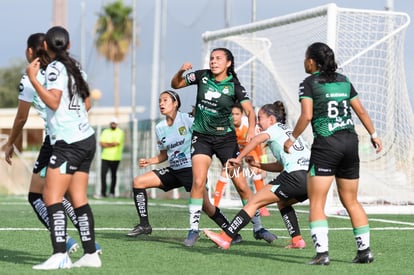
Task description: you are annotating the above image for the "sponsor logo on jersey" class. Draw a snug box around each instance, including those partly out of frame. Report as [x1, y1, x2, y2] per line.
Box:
[159, 137, 166, 145]
[187, 73, 196, 83]
[299, 83, 305, 96]
[47, 64, 60, 82]
[297, 157, 309, 166]
[157, 167, 170, 175]
[328, 118, 354, 132]
[19, 82, 24, 93]
[48, 72, 58, 81]
[317, 167, 332, 173]
[50, 155, 57, 165]
[205, 89, 221, 100]
[170, 150, 189, 167]
[167, 138, 185, 151]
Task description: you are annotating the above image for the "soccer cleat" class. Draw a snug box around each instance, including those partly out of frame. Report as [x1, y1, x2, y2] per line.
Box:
[352, 248, 374, 264]
[32, 252, 72, 270]
[285, 238, 306, 249]
[259, 207, 271, 217]
[72, 251, 102, 268]
[95, 242, 102, 255]
[308, 252, 330, 265]
[253, 228, 277, 244]
[66, 236, 79, 254]
[204, 230, 231, 250]
[231, 233, 243, 244]
[126, 224, 153, 237]
[183, 230, 200, 247]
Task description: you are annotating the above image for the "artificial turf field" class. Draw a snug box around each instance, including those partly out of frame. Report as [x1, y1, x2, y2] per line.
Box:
[0, 195, 413, 274]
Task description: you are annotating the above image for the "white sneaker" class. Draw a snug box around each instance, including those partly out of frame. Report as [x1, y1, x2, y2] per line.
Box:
[32, 252, 72, 270]
[72, 251, 102, 268]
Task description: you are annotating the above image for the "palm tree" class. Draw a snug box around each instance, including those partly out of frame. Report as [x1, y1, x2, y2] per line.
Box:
[95, 0, 133, 117]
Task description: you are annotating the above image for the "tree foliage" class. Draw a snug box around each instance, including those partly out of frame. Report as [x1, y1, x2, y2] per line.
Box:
[0, 62, 25, 108]
[95, 0, 133, 63]
[95, 0, 134, 116]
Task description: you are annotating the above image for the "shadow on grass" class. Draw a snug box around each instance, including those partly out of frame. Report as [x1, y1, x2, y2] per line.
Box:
[96, 231, 351, 265]
[0, 248, 44, 265]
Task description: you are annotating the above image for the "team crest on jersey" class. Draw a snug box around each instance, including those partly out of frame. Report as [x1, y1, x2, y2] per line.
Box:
[222, 86, 229, 94]
[187, 72, 196, 83]
[178, 126, 187, 136]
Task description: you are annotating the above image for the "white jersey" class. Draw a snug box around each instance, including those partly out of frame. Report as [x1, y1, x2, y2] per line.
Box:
[18, 70, 49, 135]
[264, 122, 310, 173]
[155, 111, 193, 170]
[45, 60, 94, 145]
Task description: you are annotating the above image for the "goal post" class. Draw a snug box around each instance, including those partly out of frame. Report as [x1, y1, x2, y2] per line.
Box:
[202, 3, 414, 213]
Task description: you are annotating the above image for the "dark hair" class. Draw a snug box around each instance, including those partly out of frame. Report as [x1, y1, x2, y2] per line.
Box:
[45, 26, 89, 100]
[232, 102, 243, 113]
[260, 100, 287, 124]
[306, 42, 338, 83]
[211, 48, 240, 85]
[161, 90, 181, 109]
[27, 33, 50, 69]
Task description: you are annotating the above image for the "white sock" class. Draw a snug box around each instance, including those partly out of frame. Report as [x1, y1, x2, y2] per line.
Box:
[310, 220, 329, 253]
[353, 225, 370, 251]
[189, 198, 203, 231]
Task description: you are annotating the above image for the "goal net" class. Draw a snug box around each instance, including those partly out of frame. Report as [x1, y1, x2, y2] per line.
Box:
[202, 3, 414, 213]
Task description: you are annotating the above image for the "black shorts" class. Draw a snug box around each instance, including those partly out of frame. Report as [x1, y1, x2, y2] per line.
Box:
[309, 131, 359, 179]
[153, 167, 193, 192]
[191, 131, 239, 165]
[48, 134, 96, 174]
[269, 170, 308, 202]
[33, 135, 53, 175]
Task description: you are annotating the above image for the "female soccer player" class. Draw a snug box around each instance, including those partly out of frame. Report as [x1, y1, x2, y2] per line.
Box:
[126, 90, 240, 245]
[27, 26, 101, 269]
[171, 47, 276, 246]
[213, 103, 270, 216]
[284, 42, 382, 265]
[204, 101, 309, 250]
[4, 32, 97, 255]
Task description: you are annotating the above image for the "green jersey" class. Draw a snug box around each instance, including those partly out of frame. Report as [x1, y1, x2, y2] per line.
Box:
[299, 72, 358, 138]
[184, 69, 251, 135]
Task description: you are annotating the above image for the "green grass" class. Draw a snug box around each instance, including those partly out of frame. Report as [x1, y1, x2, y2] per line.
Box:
[0, 195, 413, 274]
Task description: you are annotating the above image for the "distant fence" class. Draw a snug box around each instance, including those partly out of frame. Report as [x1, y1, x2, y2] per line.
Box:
[1, 118, 277, 201]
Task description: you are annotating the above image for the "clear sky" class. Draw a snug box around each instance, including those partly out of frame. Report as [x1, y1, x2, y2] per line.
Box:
[0, 0, 413, 119]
